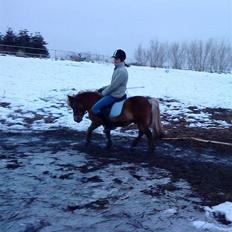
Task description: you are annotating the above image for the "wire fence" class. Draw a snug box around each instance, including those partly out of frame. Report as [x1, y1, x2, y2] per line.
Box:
[0, 44, 111, 62]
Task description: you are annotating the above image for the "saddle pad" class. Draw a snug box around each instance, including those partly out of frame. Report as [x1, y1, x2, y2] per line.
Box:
[109, 100, 126, 118]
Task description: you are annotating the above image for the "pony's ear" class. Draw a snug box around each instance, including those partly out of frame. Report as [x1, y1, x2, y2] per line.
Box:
[67, 95, 74, 107]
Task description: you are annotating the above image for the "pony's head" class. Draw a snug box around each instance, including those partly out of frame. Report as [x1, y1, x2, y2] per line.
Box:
[67, 94, 87, 123]
[67, 91, 101, 123]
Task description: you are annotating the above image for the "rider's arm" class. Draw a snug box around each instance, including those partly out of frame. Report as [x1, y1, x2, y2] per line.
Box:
[102, 70, 127, 96]
[97, 86, 108, 93]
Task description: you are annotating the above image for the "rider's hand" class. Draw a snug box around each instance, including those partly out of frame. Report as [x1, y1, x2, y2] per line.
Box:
[97, 87, 104, 93]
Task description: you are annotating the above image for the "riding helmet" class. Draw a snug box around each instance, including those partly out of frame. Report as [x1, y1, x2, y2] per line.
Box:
[112, 49, 126, 61]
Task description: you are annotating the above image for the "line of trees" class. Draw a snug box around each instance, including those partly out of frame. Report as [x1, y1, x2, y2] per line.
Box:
[0, 28, 49, 57]
[134, 39, 232, 73]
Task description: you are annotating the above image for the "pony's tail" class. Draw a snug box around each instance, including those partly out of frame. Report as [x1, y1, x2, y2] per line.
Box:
[148, 98, 165, 139]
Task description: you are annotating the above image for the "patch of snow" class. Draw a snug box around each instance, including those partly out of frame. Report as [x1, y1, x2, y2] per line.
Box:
[193, 202, 232, 231]
[206, 202, 232, 224]
[193, 220, 232, 231]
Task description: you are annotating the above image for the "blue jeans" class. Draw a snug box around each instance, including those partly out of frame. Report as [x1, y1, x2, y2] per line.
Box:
[92, 95, 118, 115]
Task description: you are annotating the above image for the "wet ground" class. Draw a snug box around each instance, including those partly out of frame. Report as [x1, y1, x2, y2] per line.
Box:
[1, 129, 232, 232]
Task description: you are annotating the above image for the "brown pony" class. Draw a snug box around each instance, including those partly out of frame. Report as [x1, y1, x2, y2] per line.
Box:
[67, 91, 164, 152]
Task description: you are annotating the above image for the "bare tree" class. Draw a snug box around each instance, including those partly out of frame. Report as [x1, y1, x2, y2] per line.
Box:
[147, 40, 167, 68]
[200, 39, 212, 72]
[187, 40, 201, 71]
[206, 40, 217, 72]
[168, 42, 187, 69]
[134, 44, 148, 65]
[134, 39, 232, 73]
[217, 40, 232, 73]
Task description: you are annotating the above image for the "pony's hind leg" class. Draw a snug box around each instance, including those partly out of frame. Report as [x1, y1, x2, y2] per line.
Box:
[139, 126, 154, 152]
[131, 130, 144, 148]
[137, 121, 154, 152]
[144, 128, 154, 153]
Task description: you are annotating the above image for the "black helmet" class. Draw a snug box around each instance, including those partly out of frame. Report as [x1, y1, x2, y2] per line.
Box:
[112, 49, 126, 61]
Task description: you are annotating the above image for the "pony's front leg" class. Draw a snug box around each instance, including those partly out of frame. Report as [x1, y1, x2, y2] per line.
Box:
[104, 128, 112, 149]
[131, 130, 144, 149]
[86, 122, 101, 146]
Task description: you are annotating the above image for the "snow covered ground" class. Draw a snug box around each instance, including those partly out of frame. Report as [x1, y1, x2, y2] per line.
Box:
[1, 55, 232, 231]
[0, 55, 231, 133]
[193, 202, 232, 231]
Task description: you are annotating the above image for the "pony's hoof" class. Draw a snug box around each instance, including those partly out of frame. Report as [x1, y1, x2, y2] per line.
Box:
[147, 147, 155, 153]
[107, 147, 113, 152]
[85, 141, 91, 147]
[130, 145, 136, 152]
[131, 141, 138, 148]
[106, 142, 113, 150]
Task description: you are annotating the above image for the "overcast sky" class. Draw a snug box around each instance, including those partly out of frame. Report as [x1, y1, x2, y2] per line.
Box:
[0, 0, 231, 59]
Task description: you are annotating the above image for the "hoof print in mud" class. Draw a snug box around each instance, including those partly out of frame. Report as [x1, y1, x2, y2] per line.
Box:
[82, 175, 104, 183]
[67, 198, 109, 212]
[141, 183, 180, 197]
[6, 161, 21, 169]
[58, 173, 74, 180]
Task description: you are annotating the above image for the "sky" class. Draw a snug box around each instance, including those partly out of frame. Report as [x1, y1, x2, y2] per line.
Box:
[0, 0, 231, 59]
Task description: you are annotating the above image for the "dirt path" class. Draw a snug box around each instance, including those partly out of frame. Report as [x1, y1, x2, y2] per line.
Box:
[1, 129, 232, 231]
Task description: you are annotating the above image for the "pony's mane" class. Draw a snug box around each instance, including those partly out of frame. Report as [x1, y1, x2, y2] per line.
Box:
[76, 89, 99, 96]
[67, 89, 100, 107]
[69, 89, 97, 98]
[77, 89, 95, 94]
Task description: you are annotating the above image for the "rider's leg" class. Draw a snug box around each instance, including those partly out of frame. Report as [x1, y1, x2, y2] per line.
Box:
[92, 95, 117, 115]
[92, 95, 118, 128]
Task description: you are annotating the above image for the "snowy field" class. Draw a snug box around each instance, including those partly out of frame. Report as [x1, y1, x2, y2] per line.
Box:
[0, 55, 231, 133]
[1, 55, 232, 231]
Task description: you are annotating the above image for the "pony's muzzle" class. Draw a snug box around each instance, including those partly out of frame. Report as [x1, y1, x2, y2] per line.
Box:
[74, 115, 82, 123]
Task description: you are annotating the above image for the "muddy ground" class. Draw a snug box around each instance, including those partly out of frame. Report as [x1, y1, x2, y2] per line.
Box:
[1, 98, 232, 231]
[0, 124, 232, 232]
